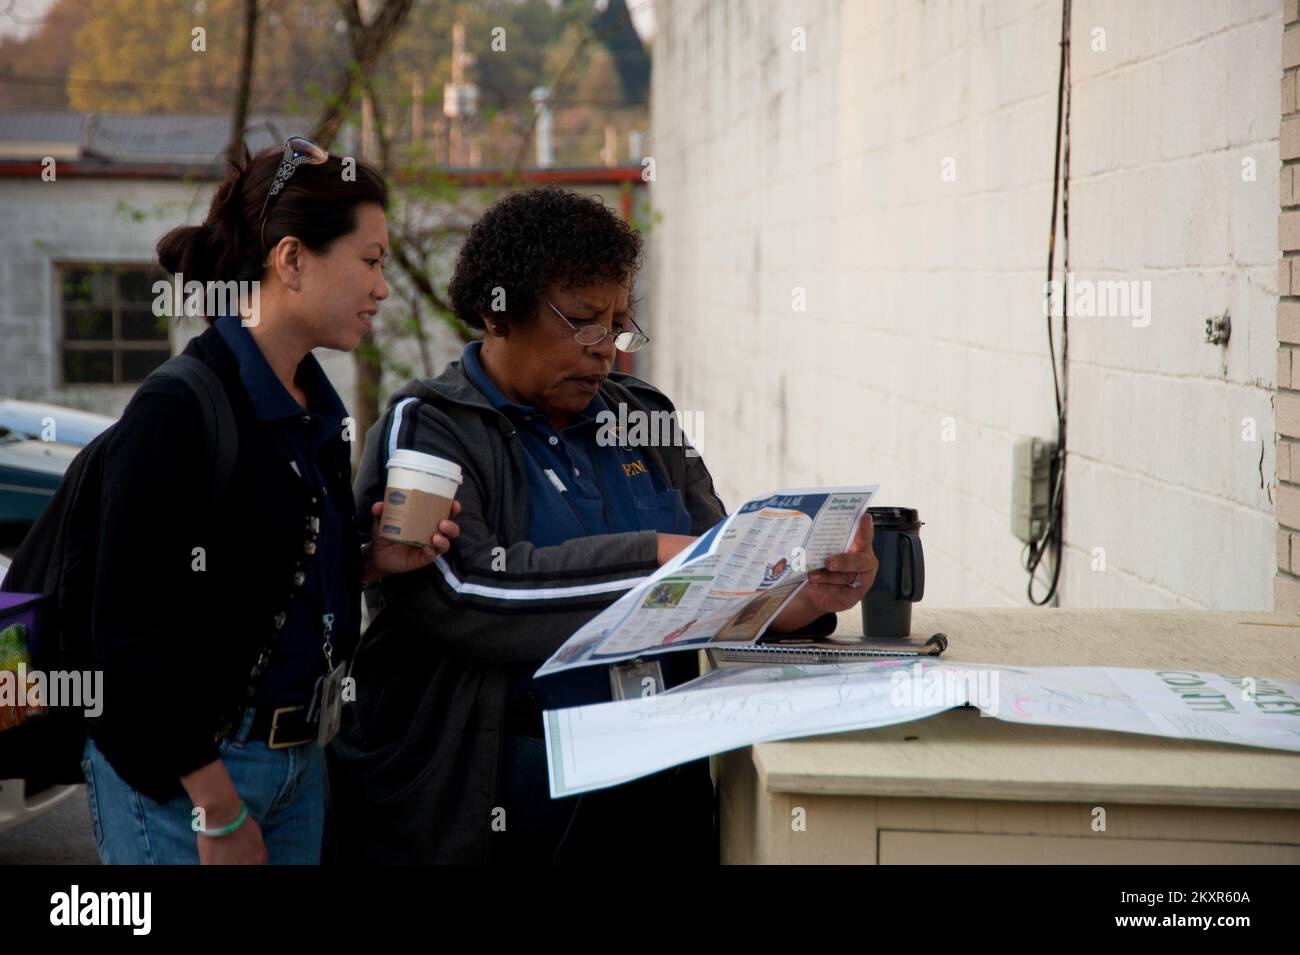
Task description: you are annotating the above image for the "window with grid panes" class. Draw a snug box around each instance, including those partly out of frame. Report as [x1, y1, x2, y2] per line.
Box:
[59, 264, 172, 384]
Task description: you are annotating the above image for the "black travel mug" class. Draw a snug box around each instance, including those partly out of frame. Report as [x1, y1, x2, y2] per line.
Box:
[860, 506, 925, 638]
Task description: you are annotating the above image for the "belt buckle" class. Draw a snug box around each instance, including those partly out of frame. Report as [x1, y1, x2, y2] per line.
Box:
[267, 705, 311, 749]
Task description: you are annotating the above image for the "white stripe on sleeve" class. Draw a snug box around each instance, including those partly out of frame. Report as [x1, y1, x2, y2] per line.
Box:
[387, 396, 421, 458]
[433, 555, 647, 601]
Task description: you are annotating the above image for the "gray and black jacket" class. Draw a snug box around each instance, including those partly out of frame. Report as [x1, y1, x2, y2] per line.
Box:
[325, 358, 740, 864]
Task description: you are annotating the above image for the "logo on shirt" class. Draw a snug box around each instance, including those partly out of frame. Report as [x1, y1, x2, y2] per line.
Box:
[622, 459, 649, 478]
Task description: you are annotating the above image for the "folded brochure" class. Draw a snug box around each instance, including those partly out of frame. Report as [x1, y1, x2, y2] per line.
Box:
[536, 485, 877, 677]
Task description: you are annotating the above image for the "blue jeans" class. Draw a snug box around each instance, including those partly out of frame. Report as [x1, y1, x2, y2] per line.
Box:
[82, 707, 324, 864]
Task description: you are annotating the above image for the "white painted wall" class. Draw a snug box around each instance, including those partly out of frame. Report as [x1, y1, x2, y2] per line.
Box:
[645, 0, 1279, 609]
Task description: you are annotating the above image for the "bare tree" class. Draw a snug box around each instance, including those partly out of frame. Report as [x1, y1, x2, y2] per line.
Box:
[310, 0, 415, 150]
[226, 0, 259, 161]
[301, 1, 637, 455]
[305, 0, 417, 455]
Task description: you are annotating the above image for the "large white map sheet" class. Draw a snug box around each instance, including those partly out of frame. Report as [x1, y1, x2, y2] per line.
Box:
[544, 659, 1300, 797]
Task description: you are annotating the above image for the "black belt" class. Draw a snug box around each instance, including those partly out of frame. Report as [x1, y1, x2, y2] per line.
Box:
[245, 704, 317, 749]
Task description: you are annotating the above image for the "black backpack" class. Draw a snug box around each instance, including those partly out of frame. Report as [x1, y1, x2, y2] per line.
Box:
[0, 355, 237, 787]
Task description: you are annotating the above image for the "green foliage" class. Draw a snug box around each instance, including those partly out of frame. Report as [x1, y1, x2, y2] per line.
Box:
[64, 0, 349, 113]
[113, 198, 147, 224]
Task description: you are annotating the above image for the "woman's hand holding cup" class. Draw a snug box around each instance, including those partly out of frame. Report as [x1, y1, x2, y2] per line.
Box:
[363, 499, 461, 584]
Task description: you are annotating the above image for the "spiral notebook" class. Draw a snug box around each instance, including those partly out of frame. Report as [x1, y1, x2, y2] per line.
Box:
[706, 631, 948, 667]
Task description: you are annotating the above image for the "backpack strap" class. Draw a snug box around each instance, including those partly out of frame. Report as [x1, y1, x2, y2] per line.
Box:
[137, 355, 238, 500]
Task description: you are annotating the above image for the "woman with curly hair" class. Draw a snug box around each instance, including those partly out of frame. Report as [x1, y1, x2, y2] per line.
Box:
[324, 187, 877, 865]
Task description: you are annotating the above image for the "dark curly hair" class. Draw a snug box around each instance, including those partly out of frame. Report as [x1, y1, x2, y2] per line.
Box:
[448, 186, 643, 331]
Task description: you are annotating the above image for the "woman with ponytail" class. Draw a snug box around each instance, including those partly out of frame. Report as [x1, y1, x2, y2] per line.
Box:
[81, 138, 461, 864]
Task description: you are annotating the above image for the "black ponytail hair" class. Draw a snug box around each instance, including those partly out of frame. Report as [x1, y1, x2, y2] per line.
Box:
[156, 142, 389, 323]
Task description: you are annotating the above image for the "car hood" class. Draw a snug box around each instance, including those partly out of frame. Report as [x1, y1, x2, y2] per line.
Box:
[0, 399, 113, 447]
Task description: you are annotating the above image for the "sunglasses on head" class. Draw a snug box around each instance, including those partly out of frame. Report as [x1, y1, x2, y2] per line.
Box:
[259, 136, 329, 252]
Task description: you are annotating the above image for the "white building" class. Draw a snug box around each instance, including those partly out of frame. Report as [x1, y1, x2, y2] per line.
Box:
[645, 0, 1282, 611]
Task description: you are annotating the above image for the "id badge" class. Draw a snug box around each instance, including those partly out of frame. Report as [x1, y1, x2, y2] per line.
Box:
[314, 661, 348, 748]
[610, 658, 664, 700]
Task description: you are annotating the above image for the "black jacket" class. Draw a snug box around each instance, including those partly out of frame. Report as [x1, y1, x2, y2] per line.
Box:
[324, 359, 836, 864]
[87, 324, 361, 803]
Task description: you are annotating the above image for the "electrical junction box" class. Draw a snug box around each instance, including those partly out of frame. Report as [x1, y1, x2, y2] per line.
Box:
[1011, 437, 1057, 544]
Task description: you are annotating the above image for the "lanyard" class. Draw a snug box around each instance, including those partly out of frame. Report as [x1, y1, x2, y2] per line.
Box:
[277, 416, 344, 669]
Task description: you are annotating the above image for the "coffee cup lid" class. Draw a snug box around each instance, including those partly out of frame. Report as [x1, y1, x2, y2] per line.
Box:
[388, 448, 463, 483]
[867, 506, 922, 527]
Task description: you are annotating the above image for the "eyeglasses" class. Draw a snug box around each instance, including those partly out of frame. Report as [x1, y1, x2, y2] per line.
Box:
[544, 298, 650, 353]
[259, 136, 329, 252]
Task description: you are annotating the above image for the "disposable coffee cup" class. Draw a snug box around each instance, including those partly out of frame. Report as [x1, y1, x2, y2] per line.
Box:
[379, 449, 463, 547]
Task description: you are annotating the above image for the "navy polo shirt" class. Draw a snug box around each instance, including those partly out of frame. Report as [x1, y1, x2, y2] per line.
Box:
[215, 315, 349, 707]
[460, 341, 695, 710]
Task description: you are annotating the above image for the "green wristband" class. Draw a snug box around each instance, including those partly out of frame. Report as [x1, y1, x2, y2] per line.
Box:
[197, 800, 250, 837]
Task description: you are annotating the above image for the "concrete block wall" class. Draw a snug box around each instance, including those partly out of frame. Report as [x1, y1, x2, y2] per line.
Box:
[0, 178, 201, 417]
[645, 0, 1280, 609]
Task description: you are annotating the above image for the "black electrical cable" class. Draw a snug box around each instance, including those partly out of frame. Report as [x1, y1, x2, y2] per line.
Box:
[1026, 0, 1071, 606]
